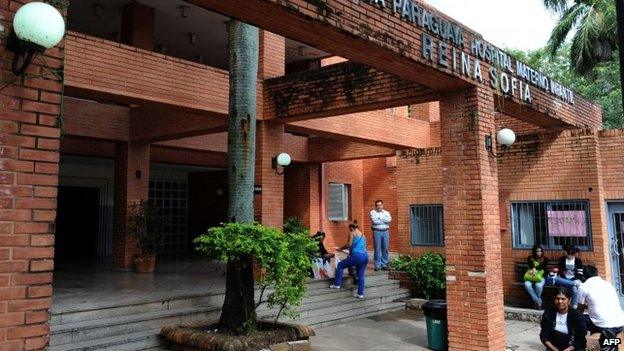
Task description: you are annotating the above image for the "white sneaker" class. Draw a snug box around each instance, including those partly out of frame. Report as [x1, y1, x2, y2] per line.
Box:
[329, 284, 341, 289]
[353, 294, 364, 299]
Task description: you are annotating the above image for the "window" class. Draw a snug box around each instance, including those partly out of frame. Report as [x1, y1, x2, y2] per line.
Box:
[511, 200, 592, 250]
[149, 172, 188, 254]
[328, 183, 349, 221]
[410, 205, 444, 246]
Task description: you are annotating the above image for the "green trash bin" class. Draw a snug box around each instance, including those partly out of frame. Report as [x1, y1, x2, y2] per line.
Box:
[422, 300, 448, 351]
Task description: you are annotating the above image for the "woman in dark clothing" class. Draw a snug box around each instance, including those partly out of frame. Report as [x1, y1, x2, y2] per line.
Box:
[546, 244, 584, 308]
[312, 231, 357, 284]
[524, 244, 548, 309]
[540, 287, 587, 351]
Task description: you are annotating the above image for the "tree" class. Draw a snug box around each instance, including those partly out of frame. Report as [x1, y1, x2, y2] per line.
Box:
[220, 20, 260, 333]
[510, 44, 623, 129]
[542, 0, 617, 75]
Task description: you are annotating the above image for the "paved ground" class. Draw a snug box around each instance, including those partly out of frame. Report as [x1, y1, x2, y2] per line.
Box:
[311, 309, 543, 351]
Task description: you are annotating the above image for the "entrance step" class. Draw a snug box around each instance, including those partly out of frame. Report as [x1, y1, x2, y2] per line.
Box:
[50, 271, 409, 351]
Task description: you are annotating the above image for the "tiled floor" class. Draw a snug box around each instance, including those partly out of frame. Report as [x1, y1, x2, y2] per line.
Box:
[52, 256, 227, 313]
[312, 309, 544, 351]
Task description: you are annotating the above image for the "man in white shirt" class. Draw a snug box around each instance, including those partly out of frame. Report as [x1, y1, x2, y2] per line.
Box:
[577, 265, 624, 350]
[369, 199, 391, 271]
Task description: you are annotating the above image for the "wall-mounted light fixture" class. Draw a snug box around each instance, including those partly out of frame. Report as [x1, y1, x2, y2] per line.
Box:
[93, 3, 103, 17]
[7, 2, 65, 76]
[188, 33, 198, 45]
[485, 128, 516, 158]
[180, 5, 190, 18]
[272, 152, 291, 175]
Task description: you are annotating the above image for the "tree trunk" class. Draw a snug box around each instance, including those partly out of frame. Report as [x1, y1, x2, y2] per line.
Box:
[219, 20, 259, 334]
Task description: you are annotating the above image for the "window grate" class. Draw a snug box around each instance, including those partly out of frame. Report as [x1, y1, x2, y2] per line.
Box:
[149, 172, 188, 254]
[510, 200, 592, 250]
[328, 183, 349, 221]
[410, 204, 444, 246]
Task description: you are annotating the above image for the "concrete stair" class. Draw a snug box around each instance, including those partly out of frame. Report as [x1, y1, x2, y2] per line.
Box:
[49, 271, 409, 351]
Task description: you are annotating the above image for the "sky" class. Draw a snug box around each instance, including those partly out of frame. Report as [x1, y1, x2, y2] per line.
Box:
[424, 0, 559, 51]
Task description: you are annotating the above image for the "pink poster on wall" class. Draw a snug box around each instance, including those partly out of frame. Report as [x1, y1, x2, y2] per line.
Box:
[547, 211, 586, 237]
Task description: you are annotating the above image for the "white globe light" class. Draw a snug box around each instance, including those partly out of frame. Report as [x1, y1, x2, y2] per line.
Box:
[497, 128, 516, 147]
[276, 153, 291, 167]
[13, 2, 65, 49]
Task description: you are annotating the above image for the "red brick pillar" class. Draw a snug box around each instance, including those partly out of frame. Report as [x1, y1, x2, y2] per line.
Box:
[253, 31, 286, 228]
[440, 87, 506, 350]
[587, 132, 612, 281]
[121, 2, 155, 51]
[254, 122, 285, 228]
[112, 142, 150, 270]
[259, 30, 285, 78]
[0, 0, 66, 348]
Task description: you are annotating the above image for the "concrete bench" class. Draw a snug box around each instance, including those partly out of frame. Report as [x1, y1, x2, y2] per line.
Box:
[515, 261, 559, 309]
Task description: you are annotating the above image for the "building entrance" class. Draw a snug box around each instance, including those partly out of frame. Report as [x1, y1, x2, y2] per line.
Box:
[55, 186, 100, 263]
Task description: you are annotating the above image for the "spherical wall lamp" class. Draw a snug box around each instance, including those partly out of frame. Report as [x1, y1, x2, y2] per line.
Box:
[485, 128, 516, 158]
[7, 2, 65, 76]
[272, 152, 291, 175]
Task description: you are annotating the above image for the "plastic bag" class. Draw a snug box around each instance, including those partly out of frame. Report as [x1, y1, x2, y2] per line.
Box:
[311, 258, 323, 279]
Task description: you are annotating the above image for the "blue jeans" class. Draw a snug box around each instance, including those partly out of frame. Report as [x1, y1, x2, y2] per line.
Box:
[373, 230, 389, 269]
[524, 279, 545, 304]
[334, 253, 369, 296]
[545, 276, 579, 306]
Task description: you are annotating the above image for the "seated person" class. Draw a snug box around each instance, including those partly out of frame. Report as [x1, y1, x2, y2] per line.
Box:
[546, 243, 584, 309]
[312, 231, 357, 285]
[540, 287, 587, 351]
[524, 244, 549, 310]
[577, 265, 624, 350]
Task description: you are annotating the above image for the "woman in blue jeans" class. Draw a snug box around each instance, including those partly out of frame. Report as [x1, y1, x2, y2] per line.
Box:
[546, 244, 583, 309]
[330, 220, 369, 298]
[524, 244, 548, 309]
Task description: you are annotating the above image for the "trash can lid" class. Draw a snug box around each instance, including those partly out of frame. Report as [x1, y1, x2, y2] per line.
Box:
[422, 300, 447, 310]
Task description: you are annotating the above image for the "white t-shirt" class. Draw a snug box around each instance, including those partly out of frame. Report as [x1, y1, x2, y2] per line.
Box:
[555, 312, 569, 334]
[578, 276, 624, 328]
[564, 258, 576, 279]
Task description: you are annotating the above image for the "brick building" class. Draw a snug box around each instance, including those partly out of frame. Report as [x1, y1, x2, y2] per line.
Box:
[1, 0, 623, 350]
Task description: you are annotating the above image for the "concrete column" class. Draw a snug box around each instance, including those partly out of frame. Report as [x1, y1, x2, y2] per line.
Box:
[440, 87, 506, 350]
[121, 2, 155, 51]
[112, 142, 150, 270]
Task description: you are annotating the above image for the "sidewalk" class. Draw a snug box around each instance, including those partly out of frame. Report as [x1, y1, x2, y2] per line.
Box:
[311, 309, 543, 351]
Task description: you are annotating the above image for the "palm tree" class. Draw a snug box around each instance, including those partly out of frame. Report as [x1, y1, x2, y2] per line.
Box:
[543, 0, 617, 75]
[220, 20, 259, 333]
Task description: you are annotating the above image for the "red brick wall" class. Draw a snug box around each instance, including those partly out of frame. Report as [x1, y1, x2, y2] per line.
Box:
[284, 163, 320, 231]
[362, 158, 399, 252]
[393, 127, 617, 307]
[64, 32, 229, 113]
[0, 1, 66, 349]
[599, 129, 624, 200]
[321, 160, 364, 251]
[498, 129, 611, 299]
[395, 148, 445, 257]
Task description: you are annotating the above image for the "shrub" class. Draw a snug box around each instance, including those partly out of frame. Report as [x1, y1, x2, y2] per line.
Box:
[390, 252, 446, 300]
[283, 216, 309, 236]
[194, 222, 318, 324]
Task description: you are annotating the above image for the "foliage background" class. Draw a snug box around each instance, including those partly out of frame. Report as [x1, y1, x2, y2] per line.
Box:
[510, 44, 623, 129]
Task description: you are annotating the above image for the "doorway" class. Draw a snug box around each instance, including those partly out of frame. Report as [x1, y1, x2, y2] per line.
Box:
[55, 186, 100, 264]
[607, 202, 624, 304]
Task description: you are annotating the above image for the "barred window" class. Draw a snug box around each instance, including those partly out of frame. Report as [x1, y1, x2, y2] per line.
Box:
[328, 183, 349, 221]
[511, 200, 592, 250]
[410, 205, 444, 246]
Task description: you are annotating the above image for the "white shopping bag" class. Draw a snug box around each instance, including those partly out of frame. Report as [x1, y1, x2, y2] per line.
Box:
[312, 258, 323, 279]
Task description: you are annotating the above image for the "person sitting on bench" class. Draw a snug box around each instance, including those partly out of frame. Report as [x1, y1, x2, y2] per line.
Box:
[546, 244, 584, 309]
